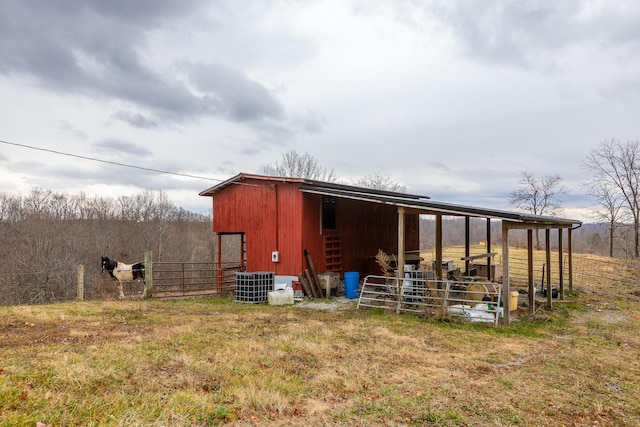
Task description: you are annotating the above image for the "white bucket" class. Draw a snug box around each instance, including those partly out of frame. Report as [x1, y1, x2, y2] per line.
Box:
[268, 288, 294, 305]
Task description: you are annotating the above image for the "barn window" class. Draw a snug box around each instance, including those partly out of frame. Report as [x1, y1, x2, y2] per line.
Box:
[322, 196, 336, 230]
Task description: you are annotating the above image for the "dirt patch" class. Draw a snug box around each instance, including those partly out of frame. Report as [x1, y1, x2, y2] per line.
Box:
[0, 316, 151, 348]
[293, 297, 356, 311]
[574, 303, 630, 324]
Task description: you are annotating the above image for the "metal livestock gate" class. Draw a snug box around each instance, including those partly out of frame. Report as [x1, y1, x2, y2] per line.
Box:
[150, 261, 244, 299]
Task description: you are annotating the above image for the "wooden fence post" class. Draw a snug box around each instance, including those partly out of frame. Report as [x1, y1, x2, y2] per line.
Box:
[144, 250, 153, 299]
[77, 264, 84, 301]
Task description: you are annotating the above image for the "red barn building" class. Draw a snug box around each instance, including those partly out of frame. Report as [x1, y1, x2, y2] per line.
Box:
[199, 173, 423, 278]
[200, 172, 583, 324]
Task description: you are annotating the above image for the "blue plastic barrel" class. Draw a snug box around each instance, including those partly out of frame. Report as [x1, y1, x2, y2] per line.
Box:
[344, 271, 360, 299]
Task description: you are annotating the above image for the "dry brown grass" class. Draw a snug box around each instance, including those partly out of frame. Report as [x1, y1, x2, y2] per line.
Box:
[1, 290, 639, 426]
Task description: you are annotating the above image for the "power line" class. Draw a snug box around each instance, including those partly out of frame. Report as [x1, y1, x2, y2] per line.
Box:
[0, 139, 223, 182]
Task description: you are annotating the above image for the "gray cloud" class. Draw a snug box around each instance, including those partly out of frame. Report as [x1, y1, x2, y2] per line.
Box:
[0, 1, 200, 112]
[291, 109, 327, 134]
[0, 0, 288, 132]
[427, 1, 640, 69]
[54, 121, 89, 139]
[186, 62, 284, 122]
[113, 111, 160, 129]
[93, 139, 153, 157]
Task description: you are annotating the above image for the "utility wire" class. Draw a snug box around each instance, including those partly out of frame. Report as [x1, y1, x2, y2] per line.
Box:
[0, 139, 223, 182]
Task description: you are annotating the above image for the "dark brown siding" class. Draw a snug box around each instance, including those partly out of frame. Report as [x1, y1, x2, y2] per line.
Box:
[334, 199, 419, 275]
[302, 193, 325, 275]
[302, 195, 419, 278]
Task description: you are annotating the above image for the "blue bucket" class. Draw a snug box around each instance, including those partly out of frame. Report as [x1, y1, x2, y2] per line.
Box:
[344, 271, 360, 299]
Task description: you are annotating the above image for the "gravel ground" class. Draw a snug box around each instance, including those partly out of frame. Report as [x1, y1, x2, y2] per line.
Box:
[293, 296, 357, 311]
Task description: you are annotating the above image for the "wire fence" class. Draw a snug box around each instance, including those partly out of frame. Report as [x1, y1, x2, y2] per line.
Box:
[436, 246, 640, 299]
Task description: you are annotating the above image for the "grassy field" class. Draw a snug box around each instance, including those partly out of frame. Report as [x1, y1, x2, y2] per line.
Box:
[1, 291, 639, 426]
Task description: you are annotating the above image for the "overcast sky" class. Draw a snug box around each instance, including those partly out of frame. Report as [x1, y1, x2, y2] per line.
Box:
[1, 1, 639, 221]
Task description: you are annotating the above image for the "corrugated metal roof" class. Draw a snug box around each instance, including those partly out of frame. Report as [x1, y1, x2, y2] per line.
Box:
[300, 185, 581, 226]
[198, 173, 430, 200]
[200, 173, 581, 226]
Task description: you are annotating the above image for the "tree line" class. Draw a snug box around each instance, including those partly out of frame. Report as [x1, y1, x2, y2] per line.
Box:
[0, 187, 207, 222]
[0, 188, 215, 305]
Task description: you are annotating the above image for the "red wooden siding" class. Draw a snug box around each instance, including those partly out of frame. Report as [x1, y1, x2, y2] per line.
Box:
[272, 183, 304, 276]
[211, 177, 420, 280]
[212, 180, 304, 276]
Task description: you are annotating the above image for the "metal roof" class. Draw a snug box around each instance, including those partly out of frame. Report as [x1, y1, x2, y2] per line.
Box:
[300, 184, 581, 226]
[198, 173, 430, 200]
[198, 173, 303, 196]
[200, 173, 582, 227]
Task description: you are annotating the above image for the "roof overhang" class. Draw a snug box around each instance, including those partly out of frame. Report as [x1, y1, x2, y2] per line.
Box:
[299, 184, 581, 227]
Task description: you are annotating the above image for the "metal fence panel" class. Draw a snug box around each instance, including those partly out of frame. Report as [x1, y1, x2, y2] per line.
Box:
[151, 262, 243, 299]
[357, 274, 502, 326]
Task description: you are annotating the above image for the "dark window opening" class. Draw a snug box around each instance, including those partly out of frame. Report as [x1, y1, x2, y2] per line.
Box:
[322, 196, 336, 230]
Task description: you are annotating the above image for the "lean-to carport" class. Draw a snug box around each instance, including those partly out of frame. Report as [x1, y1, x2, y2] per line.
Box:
[299, 184, 582, 324]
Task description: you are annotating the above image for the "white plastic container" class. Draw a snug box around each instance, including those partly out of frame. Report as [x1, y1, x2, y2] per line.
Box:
[267, 288, 294, 305]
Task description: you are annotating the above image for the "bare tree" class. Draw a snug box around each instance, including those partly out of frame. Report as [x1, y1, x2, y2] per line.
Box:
[584, 139, 640, 258]
[116, 195, 137, 220]
[0, 192, 22, 221]
[263, 150, 338, 182]
[92, 196, 116, 220]
[25, 187, 53, 218]
[352, 172, 406, 192]
[509, 171, 568, 249]
[587, 180, 625, 257]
